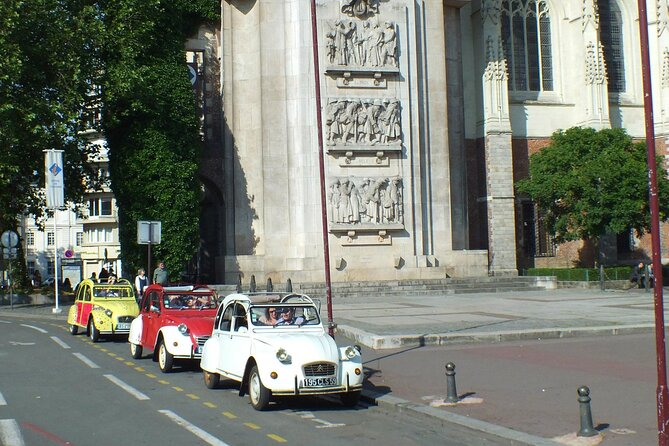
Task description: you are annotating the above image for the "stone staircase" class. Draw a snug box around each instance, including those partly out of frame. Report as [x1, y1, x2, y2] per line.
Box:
[212, 276, 554, 299]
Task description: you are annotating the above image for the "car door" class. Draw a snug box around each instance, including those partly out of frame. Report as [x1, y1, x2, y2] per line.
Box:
[78, 283, 94, 326]
[213, 304, 236, 377]
[73, 284, 86, 326]
[225, 303, 252, 379]
[141, 291, 162, 350]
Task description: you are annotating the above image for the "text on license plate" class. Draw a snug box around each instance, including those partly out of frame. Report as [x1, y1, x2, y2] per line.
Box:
[304, 377, 337, 387]
[116, 323, 130, 330]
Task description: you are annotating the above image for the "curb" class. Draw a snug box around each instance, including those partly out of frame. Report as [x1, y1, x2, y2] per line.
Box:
[360, 390, 562, 446]
[337, 323, 662, 349]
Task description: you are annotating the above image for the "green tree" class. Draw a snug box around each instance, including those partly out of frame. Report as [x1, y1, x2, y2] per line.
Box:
[516, 127, 669, 247]
[98, 0, 218, 279]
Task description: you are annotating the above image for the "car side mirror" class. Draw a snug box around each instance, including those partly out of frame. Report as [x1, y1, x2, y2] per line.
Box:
[150, 305, 160, 313]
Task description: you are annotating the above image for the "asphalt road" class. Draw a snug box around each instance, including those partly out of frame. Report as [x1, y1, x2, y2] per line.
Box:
[0, 316, 520, 446]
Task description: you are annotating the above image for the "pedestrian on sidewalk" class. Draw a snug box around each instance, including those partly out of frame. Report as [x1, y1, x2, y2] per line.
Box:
[630, 262, 645, 288]
[134, 268, 148, 300]
[153, 261, 168, 286]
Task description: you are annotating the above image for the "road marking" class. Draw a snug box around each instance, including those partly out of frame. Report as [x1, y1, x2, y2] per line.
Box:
[159, 410, 231, 446]
[267, 433, 288, 443]
[203, 402, 217, 409]
[173, 386, 184, 392]
[244, 422, 260, 430]
[0, 419, 25, 446]
[8, 342, 35, 346]
[186, 393, 200, 400]
[104, 374, 150, 400]
[222, 412, 237, 419]
[22, 422, 72, 446]
[0, 391, 6, 405]
[19, 324, 47, 333]
[50, 336, 70, 349]
[292, 410, 345, 428]
[72, 353, 100, 368]
[158, 380, 170, 385]
[0, 320, 11, 324]
[124, 361, 134, 366]
[135, 367, 146, 372]
[146, 373, 157, 378]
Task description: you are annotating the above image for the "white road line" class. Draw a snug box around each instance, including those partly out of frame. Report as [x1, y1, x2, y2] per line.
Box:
[50, 336, 70, 349]
[0, 419, 25, 446]
[0, 391, 6, 405]
[19, 324, 47, 334]
[0, 320, 11, 324]
[72, 352, 100, 369]
[104, 375, 150, 401]
[159, 410, 231, 446]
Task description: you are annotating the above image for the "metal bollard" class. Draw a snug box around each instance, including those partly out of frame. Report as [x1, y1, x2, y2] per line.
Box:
[577, 386, 598, 437]
[266, 278, 273, 292]
[286, 278, 293, 292]
[250, 275, 256, 293]
[445, 362, 459, 403]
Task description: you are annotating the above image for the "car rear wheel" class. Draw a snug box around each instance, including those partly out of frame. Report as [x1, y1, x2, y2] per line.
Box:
[248, 365, 271, 410]
[69, 324, 78, 335]
[130, 342, 143, 359]
[340, 391, 361, 407]
[158, 340, 173, 373]
[88, 319, 99, 342]
[203, 370, 220, 389]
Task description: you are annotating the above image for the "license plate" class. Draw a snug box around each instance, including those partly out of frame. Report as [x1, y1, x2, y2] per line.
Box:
[304, 377, 337, 387]
[116, 323, 130, 330]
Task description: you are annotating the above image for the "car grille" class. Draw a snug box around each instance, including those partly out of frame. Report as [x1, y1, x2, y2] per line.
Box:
[303, 362, 336, 377]
[117, 316, 134, 323]
[196, 336, 209, 347]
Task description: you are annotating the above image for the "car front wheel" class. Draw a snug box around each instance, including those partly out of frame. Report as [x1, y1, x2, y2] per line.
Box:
[158, 340, 174, 373]
[203, 370, 220, 389]
[88, 320, 100, 342]
[248, 365, 271, 410]
[69, 324, 78, 335]
[130, 343, 143, 359]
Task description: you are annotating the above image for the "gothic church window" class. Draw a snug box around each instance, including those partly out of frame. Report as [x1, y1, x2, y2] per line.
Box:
[501, 0, 553, 92]
[598, 0, 625, 93]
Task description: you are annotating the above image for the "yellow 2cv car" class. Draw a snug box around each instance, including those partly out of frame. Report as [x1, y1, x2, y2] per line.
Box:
[67, 278, 139, 342]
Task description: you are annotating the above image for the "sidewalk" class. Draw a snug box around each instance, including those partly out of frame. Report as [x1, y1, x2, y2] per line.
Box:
[1, 287, 663, 445]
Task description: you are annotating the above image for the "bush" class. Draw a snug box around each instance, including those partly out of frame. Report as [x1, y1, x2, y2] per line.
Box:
[524, 266, 633, 281]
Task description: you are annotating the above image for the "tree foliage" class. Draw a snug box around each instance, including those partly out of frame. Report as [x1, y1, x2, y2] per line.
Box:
[516, 127, 669, 244]
[98, 0, 218, 279]
[0, 0, 102, 231]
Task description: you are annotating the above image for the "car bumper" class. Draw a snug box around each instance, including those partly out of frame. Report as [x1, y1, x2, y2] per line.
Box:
[270, 373, 363, 396]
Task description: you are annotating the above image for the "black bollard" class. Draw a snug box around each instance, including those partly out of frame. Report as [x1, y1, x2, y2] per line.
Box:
[236, 274, 242, 293]
[286, 278, 293, 292]
[267, 278, 273, 292]
[577, 386, 598, 437]
[250, 275, 256, 293]
[445, 362, 459, 403]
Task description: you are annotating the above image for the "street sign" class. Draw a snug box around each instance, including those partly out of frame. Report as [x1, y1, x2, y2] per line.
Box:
[64, 249, 74, 258]
[137, 221, 162, 244]
[2, 247, 17, 260]
[1, 230, 19, 248]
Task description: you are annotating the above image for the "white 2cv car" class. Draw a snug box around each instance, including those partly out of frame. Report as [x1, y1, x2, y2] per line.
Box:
[200, 293, 364, 410]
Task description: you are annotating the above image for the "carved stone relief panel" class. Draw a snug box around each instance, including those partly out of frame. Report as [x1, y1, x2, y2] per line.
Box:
[324, 98, 402, 147]
[327, 176, 404, 230]
[341, 0, 380, 19]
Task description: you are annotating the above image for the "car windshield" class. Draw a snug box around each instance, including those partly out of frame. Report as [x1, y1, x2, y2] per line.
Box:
[93, 286, 134, 298]
[249, 304, 320, 327]
[164, 293, 217, 310]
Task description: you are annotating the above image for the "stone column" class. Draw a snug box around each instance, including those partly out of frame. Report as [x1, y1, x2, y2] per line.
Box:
[481, 0, 517, 275]
[580, 0, 610, 129]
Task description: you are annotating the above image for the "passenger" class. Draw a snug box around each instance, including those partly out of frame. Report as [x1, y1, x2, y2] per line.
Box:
[275, 307, 305, 326]
[259, 307, 279, 325]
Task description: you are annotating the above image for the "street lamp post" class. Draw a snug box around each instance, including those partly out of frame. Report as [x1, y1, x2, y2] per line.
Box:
[636, 1, 669, 444]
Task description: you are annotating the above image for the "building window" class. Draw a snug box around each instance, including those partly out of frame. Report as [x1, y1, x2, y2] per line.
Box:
[47, 232, 55, 246]
[76, 232, 84, 246]
[89, 197, 113, 217]
[501, 0, 553, 92]
[48, 260, 55, 277]
[522, 202, 555, 257]
[87, 227, 113, 243]
[27, 261, 35, 276]
[598, 0, 625, 93]
[26, 232, 35, 246]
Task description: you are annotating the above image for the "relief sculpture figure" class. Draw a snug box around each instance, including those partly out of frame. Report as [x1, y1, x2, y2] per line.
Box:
[325, 98, 401, 146]
[328, 177, 402, 226]
[326, 19, 397, 69]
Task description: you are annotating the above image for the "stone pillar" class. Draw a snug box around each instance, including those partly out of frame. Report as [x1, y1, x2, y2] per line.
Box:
[580, 0, 610, 129]
[481, 0, 517, 275]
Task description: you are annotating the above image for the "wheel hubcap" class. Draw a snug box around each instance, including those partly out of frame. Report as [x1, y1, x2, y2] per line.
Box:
[159, 345, 165, 367]
[250, 373, 259, 404]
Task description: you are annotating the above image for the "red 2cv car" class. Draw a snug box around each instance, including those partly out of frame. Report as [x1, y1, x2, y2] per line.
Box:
[128, 284, 219, 372]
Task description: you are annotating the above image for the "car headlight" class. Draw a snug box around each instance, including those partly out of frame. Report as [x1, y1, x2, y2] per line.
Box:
[105, 309, 113, 317]
[276, 348, 291, 364]
[177, 323, 189, 334]
[92, 305, 112, 318]
[344, 346, 358, 359]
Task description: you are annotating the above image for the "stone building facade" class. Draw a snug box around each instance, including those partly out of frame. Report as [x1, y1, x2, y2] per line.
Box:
[186, 0, 669, 285]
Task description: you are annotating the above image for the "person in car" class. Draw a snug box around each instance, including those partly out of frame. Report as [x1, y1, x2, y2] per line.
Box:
[275, 307, 304, 326]
[259, 307, 279, 325]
